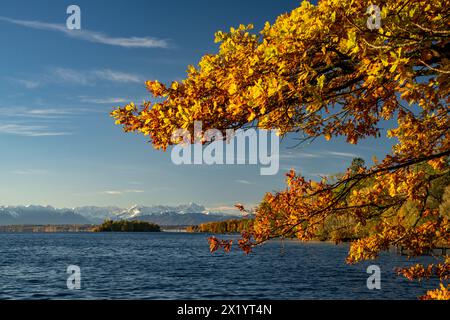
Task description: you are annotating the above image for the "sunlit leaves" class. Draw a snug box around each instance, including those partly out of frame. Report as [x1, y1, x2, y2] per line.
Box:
[208, 237, 233, 253]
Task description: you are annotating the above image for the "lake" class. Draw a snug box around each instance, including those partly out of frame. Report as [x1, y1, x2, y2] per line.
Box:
[0, 232, 440, 300]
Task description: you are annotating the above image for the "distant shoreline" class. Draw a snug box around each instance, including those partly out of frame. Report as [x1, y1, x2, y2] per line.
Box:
[0, 225, 96, 233]
[0, 224, 188, 233]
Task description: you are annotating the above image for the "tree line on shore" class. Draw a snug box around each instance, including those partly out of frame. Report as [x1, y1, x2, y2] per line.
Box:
[187, 218, 253, 234]
[93, 220, 161, 232]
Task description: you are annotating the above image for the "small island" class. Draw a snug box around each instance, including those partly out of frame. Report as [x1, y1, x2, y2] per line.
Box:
[93, 220, 161, 232]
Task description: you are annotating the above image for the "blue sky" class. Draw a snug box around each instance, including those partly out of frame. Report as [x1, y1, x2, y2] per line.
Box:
[0, 0, 396, 212]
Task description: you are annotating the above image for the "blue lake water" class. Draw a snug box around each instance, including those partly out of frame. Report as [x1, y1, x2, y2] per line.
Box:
[0, 232, 440, 300]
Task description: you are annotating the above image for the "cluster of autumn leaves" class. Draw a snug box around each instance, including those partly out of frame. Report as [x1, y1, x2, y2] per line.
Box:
[396, 256, 450, 300]
[112, 0, 449, 299]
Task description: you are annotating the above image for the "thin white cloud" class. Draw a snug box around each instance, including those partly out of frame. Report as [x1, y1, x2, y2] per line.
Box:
[80, 97, 129, 104]
[11, 68, 144, 89]
[0, 106, 98, 119]
[26, 109, 72, 115]
[101, 189, 145, 196]
[236, 179, 252, 185]
[11, 169, 48, 175]
[280, 150, 359, 160]
[14, 79, 40, 89]
[102, 191, 124, 195]
[52, 68, 90, 85]
[0, 123, 71, 137]
[24, 108, 81, 118]
[326, 151, 360, 158]
[124, 189, 145, 193]
[91, 69, 142, 83]
[0, 16, 169, 48]
[279, 152, 321, 159]
[52, 67, 144, 85]
[0, 106, 98, 137]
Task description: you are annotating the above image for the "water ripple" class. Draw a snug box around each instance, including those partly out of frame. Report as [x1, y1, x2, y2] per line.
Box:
[0, 233, 440, 299]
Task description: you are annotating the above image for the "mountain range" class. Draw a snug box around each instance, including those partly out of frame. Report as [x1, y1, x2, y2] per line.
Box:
[0, 203, 242, 226]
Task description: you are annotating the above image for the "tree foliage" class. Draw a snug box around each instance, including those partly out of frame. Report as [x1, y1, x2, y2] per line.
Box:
[93, 220, 161, 232]
[112, 0, 450, 299]
[187, 218, 254, 234]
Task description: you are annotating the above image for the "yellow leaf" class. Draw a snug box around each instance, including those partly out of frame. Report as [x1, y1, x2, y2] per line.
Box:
[317, 74, 326, 89]
[228, 83, 238, 95]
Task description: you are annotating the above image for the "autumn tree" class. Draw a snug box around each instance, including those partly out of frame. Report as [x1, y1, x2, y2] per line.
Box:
[112, 0, 449, 299]
[350, 157, 366, 175]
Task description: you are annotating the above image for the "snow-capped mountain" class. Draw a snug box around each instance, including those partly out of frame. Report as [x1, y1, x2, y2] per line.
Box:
[104, 203, 243, 226]
[0, 205, 90, 225]
[0, 203, 242, 226]
[116, 203, 207, 220]
[73, 206, 123, 224]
